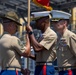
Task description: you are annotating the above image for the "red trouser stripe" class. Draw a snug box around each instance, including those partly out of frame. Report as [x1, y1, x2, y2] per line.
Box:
[68, 70, 72, 75]
[43, 65, 46, 75]
[16, 70, 18, 75]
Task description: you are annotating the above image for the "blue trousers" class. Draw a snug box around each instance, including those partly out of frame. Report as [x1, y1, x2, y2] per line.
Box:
[59, 69, 76, 75]
[0, 70, 21, 75]
[34, 65, 55, 75]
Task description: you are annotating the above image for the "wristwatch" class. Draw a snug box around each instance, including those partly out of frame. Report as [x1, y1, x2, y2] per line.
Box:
[29, 31, 33, 35]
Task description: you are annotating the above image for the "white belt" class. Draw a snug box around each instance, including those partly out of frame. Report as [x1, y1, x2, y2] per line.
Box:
[36, 62, 52, 66]
[58, 67, 76, 71]
[3, 67, 21, 71]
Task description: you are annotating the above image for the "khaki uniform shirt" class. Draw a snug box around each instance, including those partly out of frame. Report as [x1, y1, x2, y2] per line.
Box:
[36, 27, 57, 63]
[57, 29, 76, 67]
[0, 32, 26, 69]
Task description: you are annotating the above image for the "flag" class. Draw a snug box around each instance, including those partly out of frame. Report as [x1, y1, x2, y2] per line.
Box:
[32, 0, 52, 11]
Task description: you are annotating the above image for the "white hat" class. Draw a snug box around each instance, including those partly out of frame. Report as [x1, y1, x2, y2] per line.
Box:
[50, 10, 71, 20]
[31, 11, 51, 21]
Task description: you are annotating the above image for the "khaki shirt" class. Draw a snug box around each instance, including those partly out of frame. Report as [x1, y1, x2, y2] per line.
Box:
[36, 27, 57, 62]
[0, 32, 26, 69]
[57, 29, 76, 67]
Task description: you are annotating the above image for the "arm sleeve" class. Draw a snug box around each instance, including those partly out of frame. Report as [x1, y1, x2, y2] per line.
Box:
[70, 35, 76, 56]
[40, 34, 57, 50]
[11, 36, 26, 55]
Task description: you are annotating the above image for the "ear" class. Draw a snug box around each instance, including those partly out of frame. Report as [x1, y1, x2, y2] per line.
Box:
[44, 19, 49, 24]
[64, 20, 67, 26]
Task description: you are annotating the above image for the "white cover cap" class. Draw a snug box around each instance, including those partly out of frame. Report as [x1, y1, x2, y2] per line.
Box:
[31, 11, 51, 18]
[50, 10, 71, 19]
[31, 11, 52, 21]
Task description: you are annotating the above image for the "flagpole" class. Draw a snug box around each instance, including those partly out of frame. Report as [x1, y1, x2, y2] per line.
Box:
[27, 0, 30, 26]
[27, 0, 30, 69]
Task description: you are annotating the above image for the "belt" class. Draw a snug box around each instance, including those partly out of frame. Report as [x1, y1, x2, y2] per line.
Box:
[3, 67, 21, 71]
[36, 62, 52, 66]
[58, 67, 76, 71]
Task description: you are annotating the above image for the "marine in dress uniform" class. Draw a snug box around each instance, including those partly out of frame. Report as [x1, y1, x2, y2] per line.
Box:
[50, 10, 76, 75]
[0, 11, 31, 75]
[26, 11, 57, 75]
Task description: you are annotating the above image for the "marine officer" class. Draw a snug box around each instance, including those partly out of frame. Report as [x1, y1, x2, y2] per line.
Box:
[50, 10, 76, 75]
[26, 11, 57, 75]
